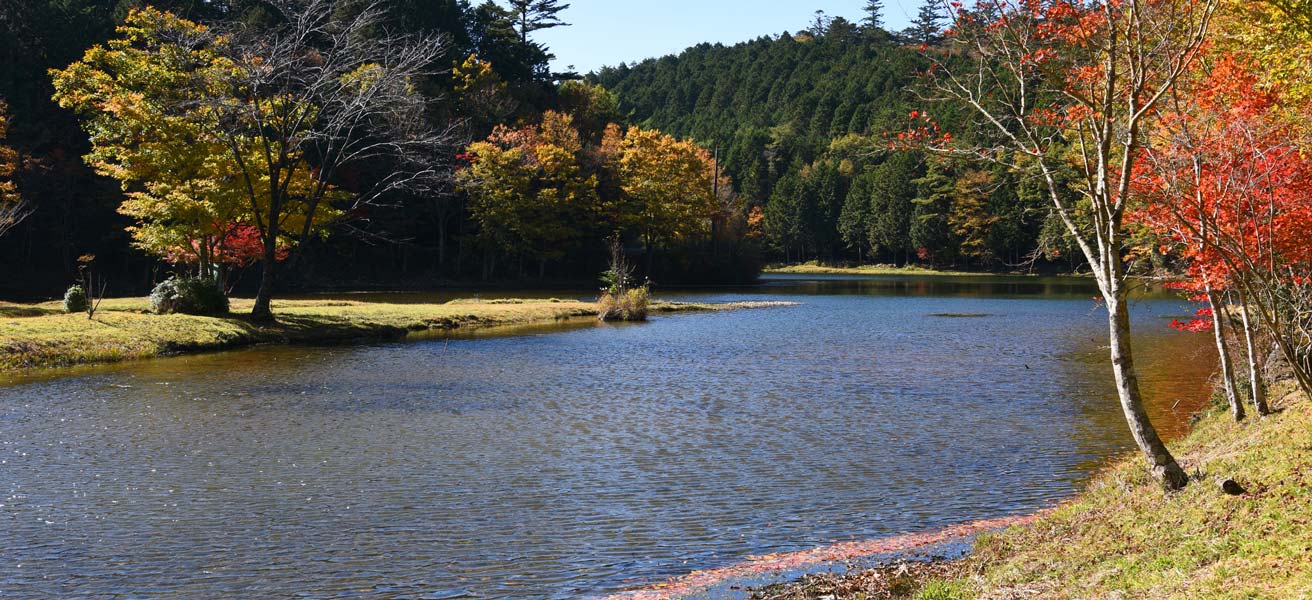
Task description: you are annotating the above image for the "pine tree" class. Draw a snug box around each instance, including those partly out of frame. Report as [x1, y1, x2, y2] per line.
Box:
[866, 153, 921, 263]
[506, 0, 572, 44]
[862, 0, 884, 30]
[838, 170, 874, 261]
[910, 159, 956, 265]
[809, 10, 833, 36]
[907, 1, 944, 45]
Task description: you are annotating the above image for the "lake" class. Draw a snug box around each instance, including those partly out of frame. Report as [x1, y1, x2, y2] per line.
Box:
[0, 275, 1216, 599]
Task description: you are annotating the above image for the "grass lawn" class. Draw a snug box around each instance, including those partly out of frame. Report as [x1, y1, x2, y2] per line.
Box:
[0, 296, 784, 372]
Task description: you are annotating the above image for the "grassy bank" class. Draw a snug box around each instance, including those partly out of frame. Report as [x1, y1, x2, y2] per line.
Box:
[0, 297, 786, 373]
[757, 378, 1312, 599]
[765, 262, 992, 277]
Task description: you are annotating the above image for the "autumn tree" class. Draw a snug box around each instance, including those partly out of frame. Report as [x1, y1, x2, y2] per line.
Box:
[0, 102, 28, 239]
[917, 0, 1219, 488]
[1133, 52, 1312, 411]
[612, 126, 719, 272]
[459, 111, 598, 278]
[950, 169, 999, 266]
[51, 8, 254, 288]
[54, 2, 457, 319]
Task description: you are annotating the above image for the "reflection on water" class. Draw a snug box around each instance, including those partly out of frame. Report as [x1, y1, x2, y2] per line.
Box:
[0, 275, 1215, 599]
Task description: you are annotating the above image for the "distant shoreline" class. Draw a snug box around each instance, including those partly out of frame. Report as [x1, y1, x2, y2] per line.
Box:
[764, 262, 1035, 277]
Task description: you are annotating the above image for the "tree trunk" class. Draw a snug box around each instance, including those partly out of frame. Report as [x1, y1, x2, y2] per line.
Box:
[645, 238, 654, 278]
[437, 214, 448, 275]
[251, 261, 276, 322]
[1207, 288, 1244, 421]
[250, 235, 279, 322]
[1238, 290, 1272, 416]
[1106, 289, 1189, 490]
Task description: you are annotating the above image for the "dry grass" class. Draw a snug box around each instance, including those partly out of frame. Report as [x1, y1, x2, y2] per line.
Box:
[598, 287, 651, 322]
[956, 380, 1312, 600]
[765, 262, 982, 276]
[0, 296, 791, 372]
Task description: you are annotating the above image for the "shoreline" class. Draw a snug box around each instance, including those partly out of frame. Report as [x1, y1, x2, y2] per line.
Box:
[738, 374, 1311, 599]
[0, 297, 795, 375]
[763, 263, 1073, 277]
[602, 514, 1043, 600]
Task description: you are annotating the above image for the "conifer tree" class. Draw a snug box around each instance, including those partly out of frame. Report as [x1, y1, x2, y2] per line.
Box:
[907, 1, 944, 45]
[506, 0, 571, 44]
[862, 0, 884, 30]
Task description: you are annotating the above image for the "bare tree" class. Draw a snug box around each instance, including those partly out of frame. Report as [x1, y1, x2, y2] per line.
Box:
[916, 0, 1218, 489]
[0, 198, 29, 238]
[202, 0, 461, 321]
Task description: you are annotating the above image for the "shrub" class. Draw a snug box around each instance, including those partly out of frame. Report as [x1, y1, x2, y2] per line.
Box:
[63, 284, 88, 314]
[150, 277, 229, 316]
[597, 236, 650, 322]
[599, 285, 649, 322]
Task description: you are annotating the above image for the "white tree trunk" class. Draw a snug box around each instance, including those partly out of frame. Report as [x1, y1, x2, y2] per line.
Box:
[1105, 286, 1189, 489]
[1238, 291, 1272, 416]
[1207, 288, 1244, 421]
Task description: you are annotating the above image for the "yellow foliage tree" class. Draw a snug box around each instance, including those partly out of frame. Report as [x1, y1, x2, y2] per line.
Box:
[459, 111, 598, 278]
[611, 126, 718, 270]
[50, 8, 312, 286]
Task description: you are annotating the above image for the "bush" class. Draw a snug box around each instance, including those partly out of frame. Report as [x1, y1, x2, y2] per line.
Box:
[150, 277, 229, 316]
[63, 284, 88, 314]
[598, 285, 649, 322]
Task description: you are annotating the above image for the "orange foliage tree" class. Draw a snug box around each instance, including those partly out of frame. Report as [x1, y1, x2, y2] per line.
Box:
[910, 0, 1219, 489]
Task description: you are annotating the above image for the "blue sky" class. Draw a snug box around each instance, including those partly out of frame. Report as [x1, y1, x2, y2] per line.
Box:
[496, 1, 923, 74]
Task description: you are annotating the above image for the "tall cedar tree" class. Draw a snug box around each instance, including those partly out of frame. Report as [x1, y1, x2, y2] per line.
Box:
[863, 0, 885, 29]
[506, 0, 571, 44]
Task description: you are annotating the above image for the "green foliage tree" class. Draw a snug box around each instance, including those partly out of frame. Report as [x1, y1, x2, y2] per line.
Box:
[593, 20, 1046, 270]
[506, 0, 571, 44]
[866, 152, 921, 263]
[838, 169, 873, 261]
[863, 0, 885, 29]
[906, 1, 945, 45]
[764, 170, 804, 260]
[910, 158, 956, 265]
[53, 3, 458, 319]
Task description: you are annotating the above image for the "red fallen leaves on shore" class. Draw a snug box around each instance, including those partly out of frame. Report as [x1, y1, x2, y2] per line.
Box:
[603, 513, 1044, 600]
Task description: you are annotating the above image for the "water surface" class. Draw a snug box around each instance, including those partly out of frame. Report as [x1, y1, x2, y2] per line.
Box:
[0, 275, 1216, 599]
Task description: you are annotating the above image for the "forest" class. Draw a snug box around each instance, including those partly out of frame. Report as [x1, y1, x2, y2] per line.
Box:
[592, 5, 1075, 270]
[0, 0, 756, 304]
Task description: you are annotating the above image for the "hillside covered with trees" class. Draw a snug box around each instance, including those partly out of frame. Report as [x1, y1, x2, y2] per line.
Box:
[592, 4, 1075, 270]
